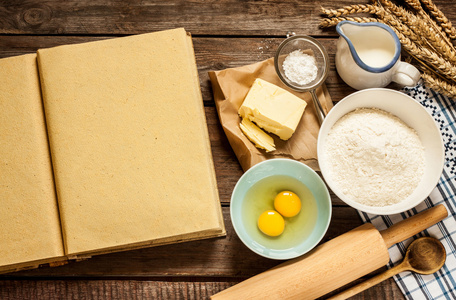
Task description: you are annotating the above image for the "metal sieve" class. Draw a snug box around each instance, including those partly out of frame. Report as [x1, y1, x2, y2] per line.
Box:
[274, 34, 330, 125]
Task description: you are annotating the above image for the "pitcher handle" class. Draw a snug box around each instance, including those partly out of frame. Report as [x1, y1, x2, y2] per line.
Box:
[392, 61, 421, 87]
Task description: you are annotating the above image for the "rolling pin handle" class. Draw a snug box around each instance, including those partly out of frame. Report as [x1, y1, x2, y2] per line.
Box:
[380, 204, 448, 248]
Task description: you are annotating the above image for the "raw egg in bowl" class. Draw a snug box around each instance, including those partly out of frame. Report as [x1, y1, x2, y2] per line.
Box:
[230, 158, 332, 260]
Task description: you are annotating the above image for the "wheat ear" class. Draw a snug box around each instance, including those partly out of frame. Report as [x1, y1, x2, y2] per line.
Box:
[378, 0, 420, 32]
[319, 16, 378, 28]
[422, 71, 456, 98]
[403, 0, 422, 11]
[372, 2, 456, 78]
[378, 0, 453, 49]
[420, 0, 456, 39]
[320, 4, 378, 17]
[373, 5, 422, 44]
[403, 0, 455, 47]
[383, 23, 456, 83]
[415, 20, 456, 64]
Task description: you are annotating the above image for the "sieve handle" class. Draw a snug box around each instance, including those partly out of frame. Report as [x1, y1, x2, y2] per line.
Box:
[310, 89, 325, 125]
[380, 204, 448, 248]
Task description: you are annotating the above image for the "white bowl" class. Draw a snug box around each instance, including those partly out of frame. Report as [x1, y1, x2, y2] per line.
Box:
[317, 88, 444, 215]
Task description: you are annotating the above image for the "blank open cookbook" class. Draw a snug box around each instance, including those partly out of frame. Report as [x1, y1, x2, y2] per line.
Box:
[0, 28, 225, 274]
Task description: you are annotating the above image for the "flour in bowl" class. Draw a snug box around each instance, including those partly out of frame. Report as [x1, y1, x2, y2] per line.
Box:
[323, 108, 425, 207]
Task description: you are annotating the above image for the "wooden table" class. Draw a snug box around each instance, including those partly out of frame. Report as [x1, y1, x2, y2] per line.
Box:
[0, 0, 453, 299]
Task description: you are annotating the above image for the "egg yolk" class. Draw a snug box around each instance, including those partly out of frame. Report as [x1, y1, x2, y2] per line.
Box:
[257, 210, 285, 237]
[274, 191, 301, 217]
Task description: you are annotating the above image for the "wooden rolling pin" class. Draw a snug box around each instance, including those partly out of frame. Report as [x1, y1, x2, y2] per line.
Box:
[211, 204, 448, 300]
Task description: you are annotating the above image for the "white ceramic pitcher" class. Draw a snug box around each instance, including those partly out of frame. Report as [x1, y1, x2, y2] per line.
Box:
[335, 21, 420, 90]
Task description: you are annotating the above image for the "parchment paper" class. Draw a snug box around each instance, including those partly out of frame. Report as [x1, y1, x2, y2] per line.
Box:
[209, 57, 333, 172]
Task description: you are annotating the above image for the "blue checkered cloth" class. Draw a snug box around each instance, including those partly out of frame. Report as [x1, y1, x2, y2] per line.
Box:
[358, 84, 456, 299]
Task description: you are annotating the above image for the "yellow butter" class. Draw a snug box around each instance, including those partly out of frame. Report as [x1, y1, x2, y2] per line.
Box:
[240, 118, 275, 152]
[239, 78, 306, 140]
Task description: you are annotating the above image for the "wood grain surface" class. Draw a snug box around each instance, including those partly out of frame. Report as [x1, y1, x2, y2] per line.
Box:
[1, 0, 453, 299]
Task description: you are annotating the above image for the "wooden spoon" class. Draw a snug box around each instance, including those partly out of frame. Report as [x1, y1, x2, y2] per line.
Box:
[329, 236, 446, 300]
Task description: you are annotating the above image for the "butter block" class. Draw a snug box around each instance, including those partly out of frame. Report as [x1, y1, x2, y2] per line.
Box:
[240, 118, 276, 152]
[239, 78, 307, 140]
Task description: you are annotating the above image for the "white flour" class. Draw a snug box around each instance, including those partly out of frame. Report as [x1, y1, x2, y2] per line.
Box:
[324, 108, 425, 207]
[283, 50, 317, 85]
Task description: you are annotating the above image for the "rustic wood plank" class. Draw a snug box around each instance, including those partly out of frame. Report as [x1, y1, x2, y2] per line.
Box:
[325, 277, 405, 300]
[0, 279, 403, 300]
[0, 280, 232, 300]
[0, 0, 370, 36]
[0, 0, 454, 37]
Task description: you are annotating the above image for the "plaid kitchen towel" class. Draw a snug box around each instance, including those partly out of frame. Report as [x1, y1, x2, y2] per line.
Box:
[358, 83, 456, 299]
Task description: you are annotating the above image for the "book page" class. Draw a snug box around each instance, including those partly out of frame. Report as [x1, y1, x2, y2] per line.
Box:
[37, 28, 225, 256]
[0, 54, 65, 272]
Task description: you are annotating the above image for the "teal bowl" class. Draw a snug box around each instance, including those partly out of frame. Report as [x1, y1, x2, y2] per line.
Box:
[230, 158, 332, 260]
